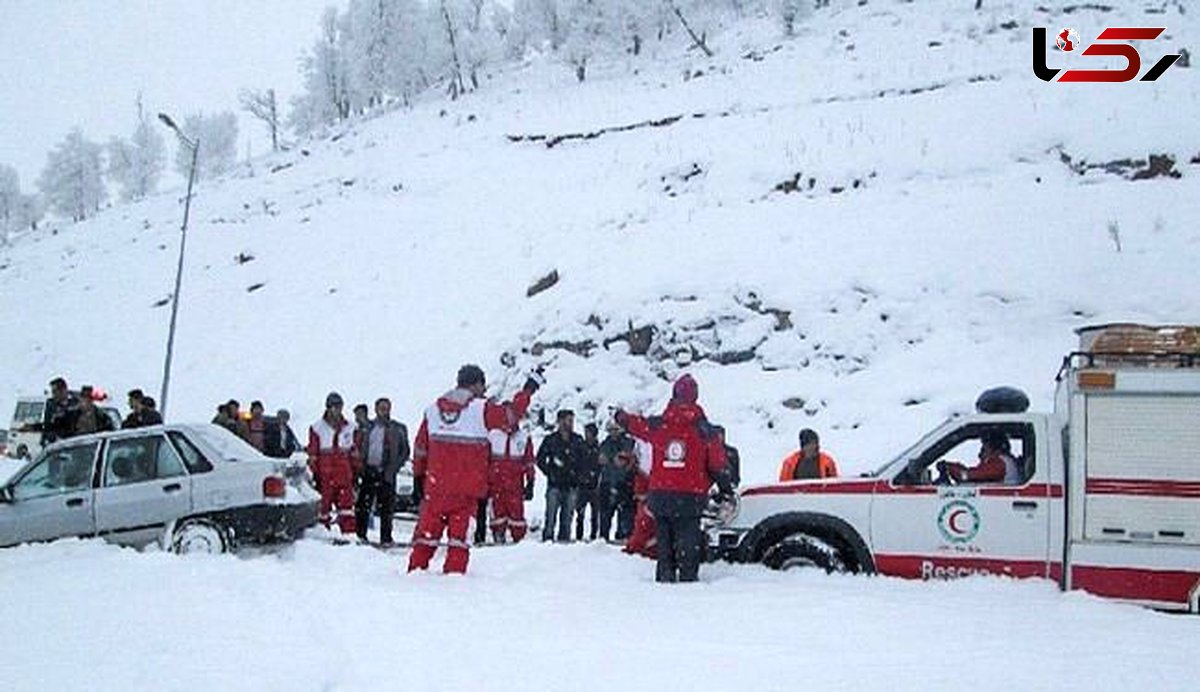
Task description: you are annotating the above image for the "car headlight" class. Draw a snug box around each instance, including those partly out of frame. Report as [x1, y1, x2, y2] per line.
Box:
[702, 492, 740, 529]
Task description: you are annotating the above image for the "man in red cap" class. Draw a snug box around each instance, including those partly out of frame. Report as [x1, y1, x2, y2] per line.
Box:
[408, 364, 544, 574]
[616, 374, 732, 583]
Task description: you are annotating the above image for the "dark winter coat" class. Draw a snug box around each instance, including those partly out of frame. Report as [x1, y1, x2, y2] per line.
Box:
[360, 418, 410, 482]
[42, 393, 80, 444]
[576, 440, 601, 490]
[724, 444, 741, 487]
[536, 431, 588, 490]
[599, 433, 636, 490]
[263, 420, 302, 458]
[73, 405, 115, 436]
[122, 409, 163, 429]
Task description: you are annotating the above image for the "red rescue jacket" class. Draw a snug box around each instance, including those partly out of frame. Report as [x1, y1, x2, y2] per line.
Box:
[413, 387, 531, 500]
[621, 402, 726, 497]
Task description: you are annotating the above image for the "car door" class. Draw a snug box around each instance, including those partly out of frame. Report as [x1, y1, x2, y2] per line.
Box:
[93, 433, 192, 546]
[870, 418, 1052, 580]
[0, 441, 99, 546]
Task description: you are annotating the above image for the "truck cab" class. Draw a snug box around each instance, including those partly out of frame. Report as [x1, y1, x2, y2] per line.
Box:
[710, 324, 1200, 612]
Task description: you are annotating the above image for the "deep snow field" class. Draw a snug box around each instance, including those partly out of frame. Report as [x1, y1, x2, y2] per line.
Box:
[2, 1, 1199, 689]
[0, 534, 1197, 692]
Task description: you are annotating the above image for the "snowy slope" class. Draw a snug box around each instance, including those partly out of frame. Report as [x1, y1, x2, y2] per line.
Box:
[1, 3, 1199, 687]
[4, 1, 1196, 479]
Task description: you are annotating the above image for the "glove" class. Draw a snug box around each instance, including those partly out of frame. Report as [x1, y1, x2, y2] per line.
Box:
[523, 365, 546, 394]
[411, 475, 425, 505]
[523, 479, 535, 501]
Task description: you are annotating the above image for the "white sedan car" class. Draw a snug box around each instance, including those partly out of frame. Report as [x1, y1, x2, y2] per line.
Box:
[0, 423, 318, 554]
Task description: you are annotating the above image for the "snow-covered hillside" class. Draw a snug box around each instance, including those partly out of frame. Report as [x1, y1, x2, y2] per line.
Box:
[2, 1, 1199, 689]
[5, 1, 1196, 479]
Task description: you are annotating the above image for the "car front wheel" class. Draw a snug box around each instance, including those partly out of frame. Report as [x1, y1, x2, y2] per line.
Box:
[171, 519, 230, 555]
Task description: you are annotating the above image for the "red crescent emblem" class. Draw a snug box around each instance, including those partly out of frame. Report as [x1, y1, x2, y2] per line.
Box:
[948, 509, 969, 535]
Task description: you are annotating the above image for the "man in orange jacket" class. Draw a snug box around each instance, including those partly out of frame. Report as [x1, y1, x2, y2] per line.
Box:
[779, 428, 838, 481]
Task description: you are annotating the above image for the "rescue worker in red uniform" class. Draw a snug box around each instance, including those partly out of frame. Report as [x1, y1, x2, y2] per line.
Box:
[487, 424, 536, 543]
[941, 430, 1020, 484]
[408, 364, 543, 574]
[622, 441, 657, 559]
[617, 375, 732, 583]
[307, 392, 359, 535]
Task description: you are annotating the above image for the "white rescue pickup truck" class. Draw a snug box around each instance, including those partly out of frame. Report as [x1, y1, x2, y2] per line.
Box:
[708, 324, 1200, 612]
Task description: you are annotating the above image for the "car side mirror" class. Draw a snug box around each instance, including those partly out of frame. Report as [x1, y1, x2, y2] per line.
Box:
[0, 485, 13, 503]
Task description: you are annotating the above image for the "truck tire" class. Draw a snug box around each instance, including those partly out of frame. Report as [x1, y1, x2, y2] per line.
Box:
[171, 519, 231, 555]
[762, 534, 848, 573]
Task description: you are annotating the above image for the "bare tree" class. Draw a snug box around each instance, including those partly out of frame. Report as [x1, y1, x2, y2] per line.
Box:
[440, 0, 467, 99]
[240, 88, 281, 152]
[664, 0, 713, 57]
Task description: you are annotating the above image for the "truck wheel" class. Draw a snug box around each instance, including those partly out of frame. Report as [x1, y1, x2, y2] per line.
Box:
[171, 519, 230, 555]
[762, 535, 848, 573]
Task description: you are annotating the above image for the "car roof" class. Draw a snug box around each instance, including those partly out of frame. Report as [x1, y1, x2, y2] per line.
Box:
[39, 423, 270, 462]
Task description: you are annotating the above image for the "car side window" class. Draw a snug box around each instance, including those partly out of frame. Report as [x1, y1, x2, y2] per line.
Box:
[168, 432, 213, 474]
[12, 443, 98, 500]
[105, 436, 186, 487]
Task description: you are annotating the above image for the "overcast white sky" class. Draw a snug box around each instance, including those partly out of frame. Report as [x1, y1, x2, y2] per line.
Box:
[0, 0, 344, 187]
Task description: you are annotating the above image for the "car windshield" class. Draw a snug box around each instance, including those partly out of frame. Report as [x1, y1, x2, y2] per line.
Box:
[191, 425, 268, 462]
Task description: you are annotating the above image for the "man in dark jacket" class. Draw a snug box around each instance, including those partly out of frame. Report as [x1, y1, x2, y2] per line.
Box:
[617, 374, 732, 583]
[122, 389, 163, 429]
[536, 409, 586, 542]
[598, 420, 636, 541]
[264, 409, 302, 458]
[354, 397, 410, 546]
[42, 377, 80, 445]
[573, 423, 602, 541]
[73, 386, 115, 436]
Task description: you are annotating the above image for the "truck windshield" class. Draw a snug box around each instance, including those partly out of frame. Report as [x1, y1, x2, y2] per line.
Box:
[13, 400, 44, 426]
[864, 417, 960, 478]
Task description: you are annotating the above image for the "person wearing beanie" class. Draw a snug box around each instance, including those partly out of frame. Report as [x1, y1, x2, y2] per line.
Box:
[615, 374, 733, 583]
[408, 364, 545, 574]
[307, 392, 360, 534]
[778, 428, 839, 481]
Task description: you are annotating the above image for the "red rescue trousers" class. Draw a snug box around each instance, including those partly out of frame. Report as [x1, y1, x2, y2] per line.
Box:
[488, 463, 529, 543]
[317, 456, 357, 535]
[623, 500, 657, 559]
[408, 494, 477, 574]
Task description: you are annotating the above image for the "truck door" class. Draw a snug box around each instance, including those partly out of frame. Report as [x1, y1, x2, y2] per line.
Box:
[871, 419, 1053, 581]
[93, 433, 193, 547]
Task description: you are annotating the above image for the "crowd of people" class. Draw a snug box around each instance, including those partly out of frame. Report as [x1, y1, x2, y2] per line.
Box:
[31, 368, 845, 584]
[210, 398, 303, 459]
[38, 377, 163, 446]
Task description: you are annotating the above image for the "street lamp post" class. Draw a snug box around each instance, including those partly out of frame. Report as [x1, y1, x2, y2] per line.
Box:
[157, 113, 199, 420]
